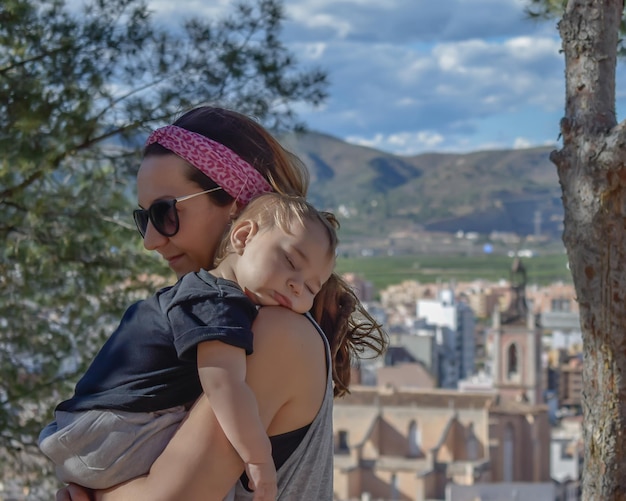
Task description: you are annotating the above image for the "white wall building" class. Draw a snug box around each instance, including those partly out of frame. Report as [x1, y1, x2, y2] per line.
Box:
[417, 287, 477, 388]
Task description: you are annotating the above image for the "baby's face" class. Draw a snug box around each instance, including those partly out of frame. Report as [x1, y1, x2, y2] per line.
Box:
[235, 219, 335, 313]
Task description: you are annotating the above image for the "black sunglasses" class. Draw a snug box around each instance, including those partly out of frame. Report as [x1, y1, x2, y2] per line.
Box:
[133, 187, 222, 238]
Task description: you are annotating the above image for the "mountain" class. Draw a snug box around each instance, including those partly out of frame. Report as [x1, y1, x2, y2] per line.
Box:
[280, 131, 563, 241]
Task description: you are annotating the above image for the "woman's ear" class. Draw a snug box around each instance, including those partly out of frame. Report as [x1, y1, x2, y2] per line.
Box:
[230, 220, 258, 254]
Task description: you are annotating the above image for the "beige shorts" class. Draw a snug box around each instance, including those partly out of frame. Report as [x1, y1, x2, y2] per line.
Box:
[39, 406, 187, 489]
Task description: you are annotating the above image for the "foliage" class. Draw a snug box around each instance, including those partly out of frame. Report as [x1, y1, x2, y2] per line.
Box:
[525, 0, 568, 18]
[0, 0, 327, 492]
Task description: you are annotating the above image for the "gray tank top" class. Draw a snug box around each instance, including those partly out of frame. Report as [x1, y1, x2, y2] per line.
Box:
[233, 313, 333, 500]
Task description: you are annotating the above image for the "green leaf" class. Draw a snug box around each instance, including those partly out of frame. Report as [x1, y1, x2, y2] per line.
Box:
[0, 0, 327, 490]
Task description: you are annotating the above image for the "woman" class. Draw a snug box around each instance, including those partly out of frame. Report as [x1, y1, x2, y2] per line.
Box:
[57, 106, 387, 500]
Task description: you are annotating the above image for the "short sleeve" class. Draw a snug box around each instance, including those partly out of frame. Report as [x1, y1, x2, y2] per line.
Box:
[162, 273, 257, 362]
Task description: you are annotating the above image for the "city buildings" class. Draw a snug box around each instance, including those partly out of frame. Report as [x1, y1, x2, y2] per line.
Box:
[338, 259, 583, 500]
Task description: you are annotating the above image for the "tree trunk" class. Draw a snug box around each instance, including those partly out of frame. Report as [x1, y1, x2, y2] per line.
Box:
[552, 0, 626, 498]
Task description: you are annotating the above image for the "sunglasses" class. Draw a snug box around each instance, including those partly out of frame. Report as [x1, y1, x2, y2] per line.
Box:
[133, 187, 222, 238]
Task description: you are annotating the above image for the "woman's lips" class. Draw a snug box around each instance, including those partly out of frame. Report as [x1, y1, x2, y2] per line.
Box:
[166, 254, 183, 266]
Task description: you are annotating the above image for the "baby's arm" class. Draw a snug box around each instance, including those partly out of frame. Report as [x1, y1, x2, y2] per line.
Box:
[196, 341, 276, 501]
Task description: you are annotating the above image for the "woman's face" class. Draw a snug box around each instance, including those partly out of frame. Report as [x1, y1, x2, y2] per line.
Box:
[136, 154, 233, 278]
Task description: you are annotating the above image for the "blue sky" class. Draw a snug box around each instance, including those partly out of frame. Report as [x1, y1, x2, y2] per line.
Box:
[149, 0, 626, 155]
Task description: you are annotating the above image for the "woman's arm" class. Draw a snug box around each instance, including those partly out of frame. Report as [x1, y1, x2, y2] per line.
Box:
[89, 307, 326, 501]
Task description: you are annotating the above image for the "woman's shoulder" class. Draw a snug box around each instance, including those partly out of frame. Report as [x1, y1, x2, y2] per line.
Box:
[248, 307, 327, 434]
[252, 307, 324, 358]
[254, 306, 318, 331]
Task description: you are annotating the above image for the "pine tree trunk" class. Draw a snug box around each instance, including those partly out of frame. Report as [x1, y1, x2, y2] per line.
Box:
[552, 1, 626, 499]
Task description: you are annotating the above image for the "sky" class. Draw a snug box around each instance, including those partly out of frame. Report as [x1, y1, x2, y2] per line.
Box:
[149, 0, 626, 156]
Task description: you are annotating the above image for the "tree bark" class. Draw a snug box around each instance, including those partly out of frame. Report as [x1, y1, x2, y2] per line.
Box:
[551, 0, 626, 498]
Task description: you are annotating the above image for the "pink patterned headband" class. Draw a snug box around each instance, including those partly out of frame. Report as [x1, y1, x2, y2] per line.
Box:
[145, 125, 273, 205]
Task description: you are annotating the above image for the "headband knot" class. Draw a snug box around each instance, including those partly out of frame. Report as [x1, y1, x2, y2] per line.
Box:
[146, 125, 273, 205]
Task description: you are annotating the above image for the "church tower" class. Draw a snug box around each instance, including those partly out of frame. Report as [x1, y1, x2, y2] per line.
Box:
[490, 258, 544, 404]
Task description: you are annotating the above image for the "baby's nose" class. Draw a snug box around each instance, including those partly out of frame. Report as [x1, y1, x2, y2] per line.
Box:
[289, 280, 302, 296]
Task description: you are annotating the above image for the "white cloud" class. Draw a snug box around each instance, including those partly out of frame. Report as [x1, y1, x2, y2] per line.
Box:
[283, 0, 534, 44]
[301, 43, 328, 60]
[346, 130, 446, 155]
[513, 137, 533, 149]
[299, 28, 564, 144]
[133, 0, 579, 154]
[288, 10, 353, 38]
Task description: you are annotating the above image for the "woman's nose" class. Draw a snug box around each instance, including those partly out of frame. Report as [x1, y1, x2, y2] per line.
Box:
[142, 222, 168, 250]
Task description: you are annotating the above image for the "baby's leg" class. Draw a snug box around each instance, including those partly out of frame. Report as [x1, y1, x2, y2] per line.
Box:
[40, 407, 186, 489]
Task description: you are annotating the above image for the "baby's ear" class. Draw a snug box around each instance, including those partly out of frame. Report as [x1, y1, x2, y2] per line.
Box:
[230, 220, 258, 254]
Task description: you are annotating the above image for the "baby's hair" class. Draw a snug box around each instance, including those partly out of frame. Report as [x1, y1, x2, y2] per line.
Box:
[215, 192, 338, 264]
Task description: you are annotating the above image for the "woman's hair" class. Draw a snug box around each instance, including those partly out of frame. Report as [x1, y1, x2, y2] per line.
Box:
[311, 274, 387, 397]
[214, 192, 339, 265]
[145, 105, 387, 397]
[143, 106, 309, 206]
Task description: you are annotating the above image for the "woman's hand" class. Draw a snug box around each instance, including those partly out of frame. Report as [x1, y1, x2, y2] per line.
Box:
[56, 484, 94, 501]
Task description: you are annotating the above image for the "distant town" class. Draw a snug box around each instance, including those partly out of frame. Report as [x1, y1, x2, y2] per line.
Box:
[335, 256, 581, 501]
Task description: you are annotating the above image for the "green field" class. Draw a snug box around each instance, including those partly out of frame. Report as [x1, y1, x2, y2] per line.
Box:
[335, 252, 572, 292]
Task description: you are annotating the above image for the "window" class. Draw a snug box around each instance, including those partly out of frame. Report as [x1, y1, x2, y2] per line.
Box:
[503, 423, 514, 481]
[390, 473, 399, 500]
[551, 298, 571, 312]
[337, 430, 349, 453]
[466, 422, 478, 460]
[507, 343, 519, 379]
[408, 420, 422, 457]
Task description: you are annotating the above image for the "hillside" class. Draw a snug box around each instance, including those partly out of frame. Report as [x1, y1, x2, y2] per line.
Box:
[280, 131, 562, 241]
